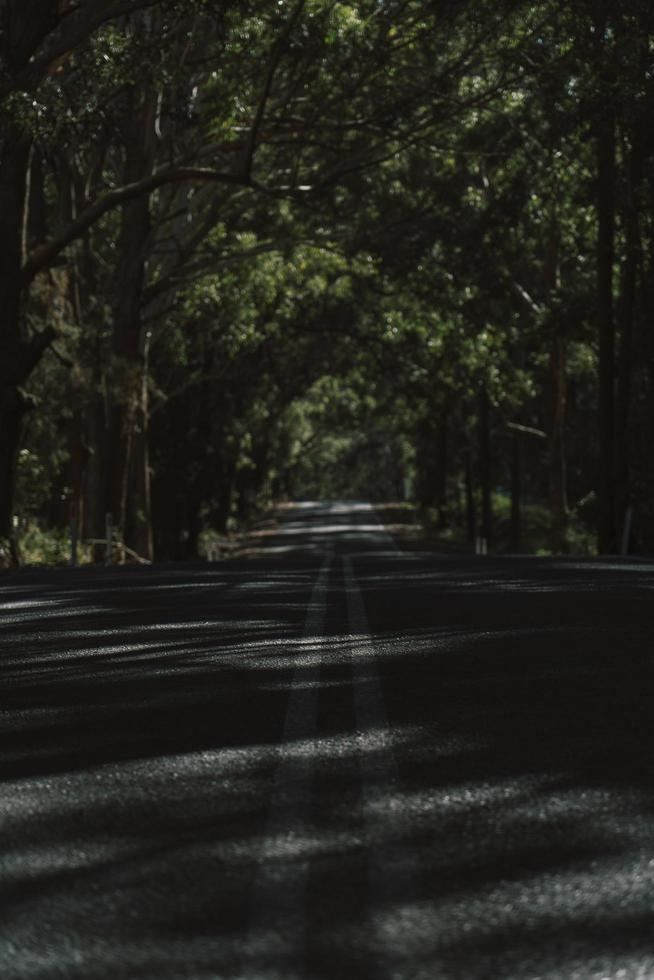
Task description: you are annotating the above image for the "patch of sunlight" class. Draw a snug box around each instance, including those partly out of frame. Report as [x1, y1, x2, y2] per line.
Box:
[0, 604, 109, 628]
[2, 838, 145, 882]
[254, 827, 357, 862]
[0, 598, 67, 610]
[367, 772, 556, 824]
[280, 522, 390, 535]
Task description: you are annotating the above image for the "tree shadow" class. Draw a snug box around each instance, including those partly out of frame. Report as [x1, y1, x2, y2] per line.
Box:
[3, 551, 654, 977]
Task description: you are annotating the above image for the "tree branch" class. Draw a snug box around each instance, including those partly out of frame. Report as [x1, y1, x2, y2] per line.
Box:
[243, 0, 306, 179]
[1, 0, 166, 98]
[506, 421, 546, 439]
[21, 166, 253, 284]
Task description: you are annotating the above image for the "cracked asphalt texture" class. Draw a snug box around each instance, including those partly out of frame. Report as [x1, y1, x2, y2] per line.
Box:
[2, 501, 654, 979]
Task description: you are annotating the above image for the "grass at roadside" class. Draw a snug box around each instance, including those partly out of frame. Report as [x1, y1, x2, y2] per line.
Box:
[376, 497, 597, 556]
[7, 497, 597, 566]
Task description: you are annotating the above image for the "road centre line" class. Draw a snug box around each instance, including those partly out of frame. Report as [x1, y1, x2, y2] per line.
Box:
[344, 556, 420, 963]
[246, 550, 332, 977]
[344, 557, 394, 742]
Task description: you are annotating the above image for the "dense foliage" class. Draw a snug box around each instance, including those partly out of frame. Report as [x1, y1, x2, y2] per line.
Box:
[2, 0, 653, 563]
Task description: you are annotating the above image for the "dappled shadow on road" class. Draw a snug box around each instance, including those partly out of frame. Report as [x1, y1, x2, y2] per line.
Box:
[0, 558, 332, 977]
[0, 560, 328, 780]
[242, 500, 398, 557]
[348, 553, 654, 978]
[2, 552, 654, 977]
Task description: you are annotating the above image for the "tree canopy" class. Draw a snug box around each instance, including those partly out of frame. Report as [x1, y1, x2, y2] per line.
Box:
[2, 0, 654, 564]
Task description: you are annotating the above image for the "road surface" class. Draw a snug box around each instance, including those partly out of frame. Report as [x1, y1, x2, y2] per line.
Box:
[2, 501, 654, 979]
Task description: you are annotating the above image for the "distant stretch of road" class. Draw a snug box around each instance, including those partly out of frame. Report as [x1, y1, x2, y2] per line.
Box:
[2, 501, 654, 979]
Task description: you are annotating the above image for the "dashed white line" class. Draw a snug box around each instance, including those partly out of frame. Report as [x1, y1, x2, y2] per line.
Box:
[344, 556, 420, 972]
[245, 551, 332, 979]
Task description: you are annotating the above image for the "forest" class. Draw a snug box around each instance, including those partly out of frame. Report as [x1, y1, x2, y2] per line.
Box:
[1, 0, 653, 565]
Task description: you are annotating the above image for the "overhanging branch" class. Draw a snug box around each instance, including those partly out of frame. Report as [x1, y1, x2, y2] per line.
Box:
[21, 165, 253, 284]
[1, 0, 166, 99]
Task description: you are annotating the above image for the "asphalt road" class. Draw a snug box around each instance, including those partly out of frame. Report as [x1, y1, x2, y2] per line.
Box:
[2, 501, 654, 979]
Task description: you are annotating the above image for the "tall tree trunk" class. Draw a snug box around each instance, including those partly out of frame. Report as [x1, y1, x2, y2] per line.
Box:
[510, 430, 522, 551]
[130, 331, 154, 560]
[543, 203, 567, 553]
[68, 410, 90, 560]
[434, 410, 448, 525]
[464, 446, 475, 545]
[0, 4, 68, 559]
[478, 385, 492, 547]
[185, 503, 202, 560]
[83, 382, 107, 557]
[68, 192, 107, 557]
[546, 332, 567, 552]
[595, 12, 617, 553]
[415, 420, 435, 510]
[0, 389, 30, 564]
[104, 79, 157, 554]
[213, 460, 237, 534]
[615, 134, 644, 542]
[0, 131, 52, 561]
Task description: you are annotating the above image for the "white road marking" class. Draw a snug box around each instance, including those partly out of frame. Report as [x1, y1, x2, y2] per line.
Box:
[344, 556, 420, 969]
[245, 552, 332, 978]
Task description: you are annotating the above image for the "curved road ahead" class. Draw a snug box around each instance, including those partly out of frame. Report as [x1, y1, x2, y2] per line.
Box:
[2, 501, 654, 979]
